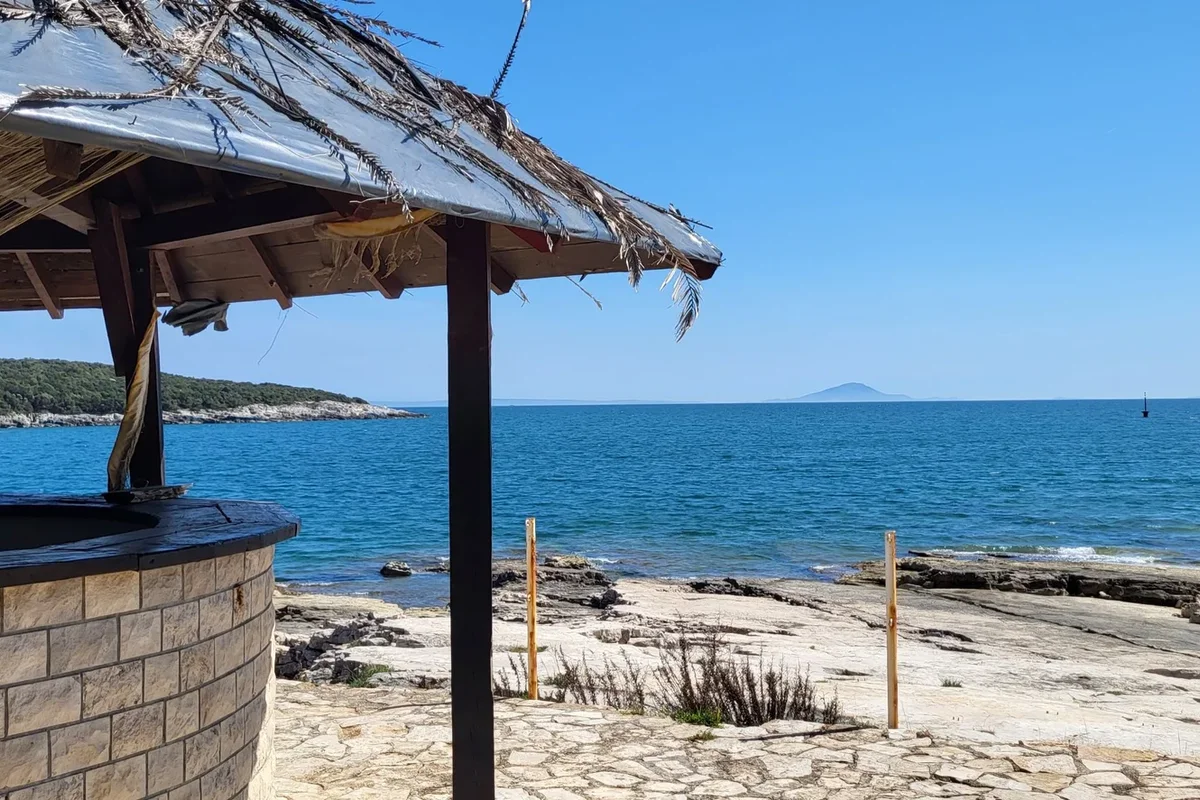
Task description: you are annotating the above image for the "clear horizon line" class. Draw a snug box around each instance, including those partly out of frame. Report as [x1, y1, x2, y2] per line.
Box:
[380, 396, 1195, 408]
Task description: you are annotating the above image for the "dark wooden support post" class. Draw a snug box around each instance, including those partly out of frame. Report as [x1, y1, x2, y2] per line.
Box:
[90, 196, 136, 376]
[91, 193, 165, 487]
[128, 248, 165, 488]
[445, 216, 494, 800]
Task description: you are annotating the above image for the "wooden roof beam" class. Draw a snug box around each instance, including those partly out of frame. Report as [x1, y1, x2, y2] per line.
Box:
[42, 140, 83, 181]
[0, 175, 94, 233]
[128, 186, 338, 249]
[193, 167, 293, 309]
[424, 223, 515, 295]
[356, 248, 405, 299]
[691, 259, 719, 281]
[244, 237, 292, 309]
[152, 250, 185, 304]
[505, 225, 559, 254]
[0, 220, 89, 252]
[15, 252, 63, 319]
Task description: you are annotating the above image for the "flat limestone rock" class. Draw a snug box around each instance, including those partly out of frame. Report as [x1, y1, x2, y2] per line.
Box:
[1077, 745, 1162, 764]
[1010, 754, 1078, 775]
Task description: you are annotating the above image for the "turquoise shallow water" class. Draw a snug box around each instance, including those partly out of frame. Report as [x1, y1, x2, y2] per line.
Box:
[2, 399, 1199, 606]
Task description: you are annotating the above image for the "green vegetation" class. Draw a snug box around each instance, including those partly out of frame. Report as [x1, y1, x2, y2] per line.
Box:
[941, 677, 963, 688]
[688, 729, 716, 742]
[672, 708, 723, 728]
[0, 359, 366, 415]
[346, 664, 391, 688]
[493, 635, 843, 729]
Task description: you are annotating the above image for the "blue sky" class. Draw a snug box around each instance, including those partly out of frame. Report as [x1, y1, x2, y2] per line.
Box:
[2, 1, 1198, 402]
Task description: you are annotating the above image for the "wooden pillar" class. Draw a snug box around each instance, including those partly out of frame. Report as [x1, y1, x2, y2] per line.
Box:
[90, 194, 165, 488]
[128, 248, 165, 488]
[445, 216, 494, 800]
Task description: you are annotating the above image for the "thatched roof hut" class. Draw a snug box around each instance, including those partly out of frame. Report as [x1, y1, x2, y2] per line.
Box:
[0, 4, 721, 799]
[0, 0, 721, 335]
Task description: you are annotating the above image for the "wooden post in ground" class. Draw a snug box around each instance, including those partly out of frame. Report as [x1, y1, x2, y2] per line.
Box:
[526, 517, 538, 699]
[445, 216, 495, 800]
[885, 529, 899, 729]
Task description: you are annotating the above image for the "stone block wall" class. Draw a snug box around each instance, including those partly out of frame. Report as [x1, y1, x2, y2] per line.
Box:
[0, 546, 277, 800]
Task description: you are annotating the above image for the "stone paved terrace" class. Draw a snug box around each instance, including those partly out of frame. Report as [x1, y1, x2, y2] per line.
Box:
[274, 680, 1199, 800]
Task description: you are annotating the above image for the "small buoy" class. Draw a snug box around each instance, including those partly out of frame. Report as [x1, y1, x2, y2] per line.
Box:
[1142, 393, 1149, 418]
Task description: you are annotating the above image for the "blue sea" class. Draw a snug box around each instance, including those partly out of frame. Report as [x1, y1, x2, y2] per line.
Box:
[3, 400, 1199, 606]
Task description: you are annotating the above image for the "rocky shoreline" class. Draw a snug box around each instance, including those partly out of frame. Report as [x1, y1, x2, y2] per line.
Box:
[274, 556, 625, 684]
[841, 553, 1200, 612]
[269, 554, 1200, 751]
[0, 399, 425, 428]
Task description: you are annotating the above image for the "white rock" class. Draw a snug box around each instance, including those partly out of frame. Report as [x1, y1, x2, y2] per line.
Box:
[692, 779, 748, 797]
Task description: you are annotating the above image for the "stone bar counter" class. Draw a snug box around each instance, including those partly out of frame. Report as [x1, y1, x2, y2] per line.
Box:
[0, 496, 298, 800]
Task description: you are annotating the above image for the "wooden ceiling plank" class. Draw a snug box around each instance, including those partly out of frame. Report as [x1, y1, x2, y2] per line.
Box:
[245, 236, 293, 309]
[15, 252, 63, 319]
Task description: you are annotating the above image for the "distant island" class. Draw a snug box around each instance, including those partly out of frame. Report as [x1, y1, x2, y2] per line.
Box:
[0, 359, 424, 428]
[779, 382, 912, 403]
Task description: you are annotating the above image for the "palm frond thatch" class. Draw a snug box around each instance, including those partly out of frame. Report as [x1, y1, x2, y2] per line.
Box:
[0, 0, 707, 336]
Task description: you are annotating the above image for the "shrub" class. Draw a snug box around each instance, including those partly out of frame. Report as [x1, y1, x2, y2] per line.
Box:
[346, 664, 390, 688]
[496, 631, 843, 728]
[657, 633, 841, 727]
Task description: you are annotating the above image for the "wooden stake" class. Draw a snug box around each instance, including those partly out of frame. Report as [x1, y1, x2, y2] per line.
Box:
[526, 517, 538, 699]
[885, 529, 899, 730]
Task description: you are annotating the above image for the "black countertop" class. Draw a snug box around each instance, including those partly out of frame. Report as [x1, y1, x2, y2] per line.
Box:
[0, 495, 299, 586]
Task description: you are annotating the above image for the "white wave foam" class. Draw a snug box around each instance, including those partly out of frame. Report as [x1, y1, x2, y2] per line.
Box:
[932, 546, 1159, 566]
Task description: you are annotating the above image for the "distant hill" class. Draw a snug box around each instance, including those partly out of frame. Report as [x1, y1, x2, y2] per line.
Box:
[782, 383, 911, 403]
[0, 359, 366, 416]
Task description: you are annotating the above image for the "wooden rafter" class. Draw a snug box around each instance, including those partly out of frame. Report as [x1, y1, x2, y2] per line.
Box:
[356, 248, 405, 299]
[505, 225, 558, 253]
[246, 236, 292, 309]
[152, 250, 185, 304]
[128, 186, 338, 250]
[0, 175, 94, 233]
[124, 164, 157, 219]
[317, 189, 374, 220]
[691, 259, 719, 281]
[0, 220, 89, 252]
[42, 140, 84, 181]
[195, 167, 292, 309]
[15, 252, 63, 319]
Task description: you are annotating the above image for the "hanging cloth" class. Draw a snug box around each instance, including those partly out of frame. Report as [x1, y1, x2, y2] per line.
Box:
[106, 311, 160, 492]
[163, 299, 230, 335]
